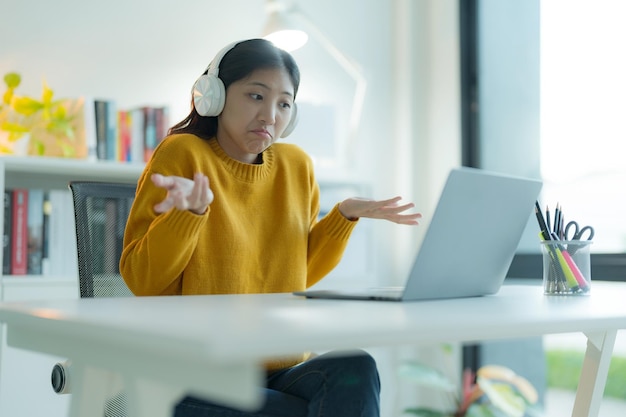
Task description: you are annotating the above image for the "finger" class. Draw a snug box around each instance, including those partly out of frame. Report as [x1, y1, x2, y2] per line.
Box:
[151, 173, 172, 188]
[171, 189, 189, 211]
[387, 213, 422, 225]
[153, 199, 173, 214]
[381, 202, 416, 214]
[190, 173, 209, 205]
[371, 196, 403, 208]
[178, 174, 209, 214]
[198, 175, 214, 206]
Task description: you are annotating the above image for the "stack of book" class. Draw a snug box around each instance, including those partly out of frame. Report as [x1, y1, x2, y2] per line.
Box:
[92, 100, 169, 163]
[3, 189, 77, 277]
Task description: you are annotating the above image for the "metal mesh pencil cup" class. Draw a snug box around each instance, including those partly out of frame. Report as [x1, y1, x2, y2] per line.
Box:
[541, 240, 592, 295]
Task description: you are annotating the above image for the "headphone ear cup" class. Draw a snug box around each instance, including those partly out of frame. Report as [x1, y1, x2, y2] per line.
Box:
[192, 74, 226, 117]
[280, 103, 299, 138]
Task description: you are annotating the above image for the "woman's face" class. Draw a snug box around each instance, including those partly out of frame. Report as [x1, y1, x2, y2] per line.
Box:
[216, 67, 295, 164]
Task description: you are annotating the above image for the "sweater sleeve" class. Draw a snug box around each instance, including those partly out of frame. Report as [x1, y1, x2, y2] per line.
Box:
[306, 204, 358, 287]
[119, 137, 209, 295]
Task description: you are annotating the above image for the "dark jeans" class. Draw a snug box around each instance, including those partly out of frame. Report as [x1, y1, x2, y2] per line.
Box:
[173, 350, 381, 417]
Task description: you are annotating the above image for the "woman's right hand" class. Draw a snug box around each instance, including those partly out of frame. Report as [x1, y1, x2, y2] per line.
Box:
[151, 172, 214, 215]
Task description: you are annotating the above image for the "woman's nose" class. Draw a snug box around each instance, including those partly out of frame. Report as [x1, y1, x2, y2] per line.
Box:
[258, 105, 276, 125]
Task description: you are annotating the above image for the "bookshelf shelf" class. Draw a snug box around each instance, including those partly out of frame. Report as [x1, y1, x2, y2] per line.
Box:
[0, 156, 143, 189]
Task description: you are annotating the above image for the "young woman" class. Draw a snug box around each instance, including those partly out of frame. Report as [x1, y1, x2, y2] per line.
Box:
[120, 38, 421, 417]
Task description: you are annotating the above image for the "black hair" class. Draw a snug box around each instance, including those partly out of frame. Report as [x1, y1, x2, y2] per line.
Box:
[168, 38, 300, 139]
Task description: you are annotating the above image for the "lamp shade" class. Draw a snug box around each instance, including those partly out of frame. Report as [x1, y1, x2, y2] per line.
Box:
[262, 1, 308, 51]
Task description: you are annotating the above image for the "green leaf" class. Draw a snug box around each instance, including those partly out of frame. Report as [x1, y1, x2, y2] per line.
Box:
[1, 121, 29, 134]
[46, 118, 72, 135]
[398, 362, 457, 392]
[41, 81, 54, 104]
[32, 139, 45, 156]
[51, 102, 67, 119]
[3, 89, 13, 105]
[59, 142, 76, 157]
[466, 403, 498, 417]
[12, 97, 44, 116]
[403, 407, 451, 417]
[4, 72, 21, 89]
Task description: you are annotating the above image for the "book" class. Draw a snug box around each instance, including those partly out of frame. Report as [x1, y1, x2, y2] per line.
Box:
[94, 100, 109, 160]
[46, 190, 77, 277]
[105, 100, 118, 161]
[26, 189, 45, 275]
[129, 107, 145, 164]
[138, 105, 169, 162]
[117, 110, 131, 162]
[143, 106, 157, 162]
[154, 106, 169, 147]
[83, 96, 98, 161]
[10, 189, 28, 275]
[3, 190, 12, 275]
[41, 191, 51, 275]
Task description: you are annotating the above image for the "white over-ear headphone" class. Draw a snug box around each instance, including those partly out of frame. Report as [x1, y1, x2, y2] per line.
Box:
[192, 41, 299, 138]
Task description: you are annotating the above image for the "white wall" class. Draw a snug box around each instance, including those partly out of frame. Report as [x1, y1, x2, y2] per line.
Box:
[1, 0, 461, 281]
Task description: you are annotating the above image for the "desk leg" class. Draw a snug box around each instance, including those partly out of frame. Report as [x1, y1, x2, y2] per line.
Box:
[124, 377, 186, 417]
[67, 363, 118, 417]
[571, 330, 617, 417]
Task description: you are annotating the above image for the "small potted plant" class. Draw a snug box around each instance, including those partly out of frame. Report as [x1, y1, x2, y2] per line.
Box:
[0, 72, 88, 158]
[399, 361, 543, 417]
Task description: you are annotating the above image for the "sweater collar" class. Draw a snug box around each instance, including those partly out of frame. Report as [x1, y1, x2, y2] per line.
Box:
[208, 139, 274, 182]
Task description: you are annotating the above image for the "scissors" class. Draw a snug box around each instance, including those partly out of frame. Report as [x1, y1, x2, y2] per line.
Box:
[563, 220, 594, 256]
[563, 220, 595, 241]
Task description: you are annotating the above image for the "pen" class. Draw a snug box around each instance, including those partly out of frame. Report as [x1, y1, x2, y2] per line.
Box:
[550, 232, 589, 291]
[546, 205, 551, 234]
[554, 203, 560, 236]
[535, 202, 579, 292]
[534, 202, 551, 241]
[538, 232, 580, 291]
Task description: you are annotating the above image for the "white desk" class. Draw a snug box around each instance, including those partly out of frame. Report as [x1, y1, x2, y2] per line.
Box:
[0, 281, 625, 417]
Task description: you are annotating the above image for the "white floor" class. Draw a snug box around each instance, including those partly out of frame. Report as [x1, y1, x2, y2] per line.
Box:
[545, 389, 626, 417]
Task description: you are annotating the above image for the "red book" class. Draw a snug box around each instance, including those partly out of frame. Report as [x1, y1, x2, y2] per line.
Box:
[118, 110, 131, 162]
[11, 189, 28, 275]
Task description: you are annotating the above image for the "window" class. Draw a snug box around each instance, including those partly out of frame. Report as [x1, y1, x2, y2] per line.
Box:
[541, 0, 626, 253]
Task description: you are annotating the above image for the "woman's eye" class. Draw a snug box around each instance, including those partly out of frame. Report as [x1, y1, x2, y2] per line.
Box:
[250, 93, 263, 101]
[281, 102, 292, 109]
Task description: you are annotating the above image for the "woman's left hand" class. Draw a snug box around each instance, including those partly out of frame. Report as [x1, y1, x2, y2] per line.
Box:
[338, 196, 421, 225]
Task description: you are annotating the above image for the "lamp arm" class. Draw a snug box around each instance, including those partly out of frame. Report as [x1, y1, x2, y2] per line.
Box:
[290, 6, 368, 161]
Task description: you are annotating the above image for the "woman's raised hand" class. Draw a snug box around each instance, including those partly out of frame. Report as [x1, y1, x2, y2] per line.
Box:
[338, 196, 421, 225]
[151, 172, 214, 215]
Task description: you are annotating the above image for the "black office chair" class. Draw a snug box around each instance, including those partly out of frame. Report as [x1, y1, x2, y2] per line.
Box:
[51, 181, 136, 417]
[70, 181, 136, 298]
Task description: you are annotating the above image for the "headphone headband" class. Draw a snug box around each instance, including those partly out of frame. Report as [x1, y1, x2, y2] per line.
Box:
[192, 39, 298, 138]
[205, 41, 240, 78]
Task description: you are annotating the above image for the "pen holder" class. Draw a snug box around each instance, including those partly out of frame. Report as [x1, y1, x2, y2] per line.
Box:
[541, 240, 592, 295]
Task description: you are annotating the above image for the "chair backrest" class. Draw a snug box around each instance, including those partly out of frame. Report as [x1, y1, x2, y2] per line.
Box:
[69, 181, 136, 299]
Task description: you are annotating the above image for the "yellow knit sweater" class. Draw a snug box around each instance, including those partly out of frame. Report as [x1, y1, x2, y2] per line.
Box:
[120, 134, 357, 370]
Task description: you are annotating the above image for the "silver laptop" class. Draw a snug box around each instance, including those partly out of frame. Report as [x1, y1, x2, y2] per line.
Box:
[294, 167, 542, 301]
